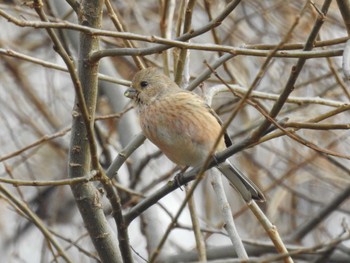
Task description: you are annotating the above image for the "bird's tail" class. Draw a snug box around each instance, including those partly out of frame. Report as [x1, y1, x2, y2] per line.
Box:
[217, 160, 265, 202]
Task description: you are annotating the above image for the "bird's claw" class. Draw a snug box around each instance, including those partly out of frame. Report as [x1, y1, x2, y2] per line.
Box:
[174, 172, 184, 191]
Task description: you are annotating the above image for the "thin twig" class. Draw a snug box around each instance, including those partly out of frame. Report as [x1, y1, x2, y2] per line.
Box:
[0, 183, 73, 263]
[251, 0, 334, 141]
[104, 0, 145, 68]
[185, 184, 207, 261]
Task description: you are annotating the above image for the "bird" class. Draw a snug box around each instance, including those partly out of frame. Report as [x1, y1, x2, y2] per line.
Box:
[124, 67, 265, 202]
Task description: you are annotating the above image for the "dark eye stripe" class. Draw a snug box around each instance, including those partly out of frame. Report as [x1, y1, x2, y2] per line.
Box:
[140, 81, 148, 88]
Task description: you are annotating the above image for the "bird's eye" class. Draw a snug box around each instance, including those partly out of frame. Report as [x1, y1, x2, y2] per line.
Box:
[140, 81, 149, 88]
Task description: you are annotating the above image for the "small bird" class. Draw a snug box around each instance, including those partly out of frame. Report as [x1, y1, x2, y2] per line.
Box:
[124, 68, 265, 202]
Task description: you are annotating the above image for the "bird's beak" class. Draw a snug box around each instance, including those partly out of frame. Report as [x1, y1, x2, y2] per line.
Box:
[124, 88, 137, 99]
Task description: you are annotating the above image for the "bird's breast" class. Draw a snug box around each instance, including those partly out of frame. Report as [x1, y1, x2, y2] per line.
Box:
[138, 97, 225, 166]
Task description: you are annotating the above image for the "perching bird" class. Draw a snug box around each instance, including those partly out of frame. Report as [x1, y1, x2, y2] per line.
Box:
[124, 68, 265, 202]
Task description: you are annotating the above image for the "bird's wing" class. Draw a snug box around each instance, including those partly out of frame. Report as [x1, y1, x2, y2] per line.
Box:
[206, 104, 232, 147]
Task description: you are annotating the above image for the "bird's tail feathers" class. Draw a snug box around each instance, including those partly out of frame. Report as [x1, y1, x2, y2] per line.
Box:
[217, 160, 265, 202]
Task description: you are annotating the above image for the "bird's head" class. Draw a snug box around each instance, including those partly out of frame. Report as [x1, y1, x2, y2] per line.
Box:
[124, 68, 179, 106]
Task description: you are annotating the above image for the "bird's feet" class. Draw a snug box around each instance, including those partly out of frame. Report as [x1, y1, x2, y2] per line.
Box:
[174, 166, 189, 190]
[174, 172, 184, 191]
